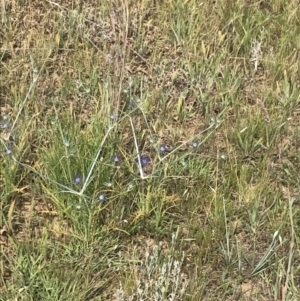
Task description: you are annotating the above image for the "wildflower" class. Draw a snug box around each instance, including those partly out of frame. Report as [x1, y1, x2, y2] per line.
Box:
[192, 141, 200, 149]
[62, 138, 73, 148]
[4, 147, 12, 155]
[110, 113, 118, 122]
[97, 192, 107, 203]
[139, 155, 151, 168]
[73, 174, 82, 184]
[220, 153, 227, 161]
[127, 101, 135, 110]
[0, 122, 10, 130]
[112, 154, 121, 164]
[159, 143, 169, 154]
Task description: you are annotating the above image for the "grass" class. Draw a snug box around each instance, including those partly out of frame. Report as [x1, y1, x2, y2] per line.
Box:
[0, 0, 300, 300]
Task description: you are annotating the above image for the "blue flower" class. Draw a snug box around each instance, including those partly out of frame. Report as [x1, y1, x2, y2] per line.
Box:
[159, 143, 169, 154]
[127, 101, 135, 110]
[73, 174, 82, 184]
[192, 141, 200, 149]
[98, 192, 107, 203]
[62, 138, 73, 148]
[110, 113, 118, 122]
[4, 147, 12, 155]
[139, 155, 151, 168]
[220, 153, 227, 161]
[112, 154, 121, 164]
[0, 122, 10, 130]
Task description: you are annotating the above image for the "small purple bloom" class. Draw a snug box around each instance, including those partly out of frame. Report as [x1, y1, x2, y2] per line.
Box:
[139, 155, 151, 168]
[73, 174, 82, 184]
[112, 154, 121, 164]
[159, 143, 169, 154]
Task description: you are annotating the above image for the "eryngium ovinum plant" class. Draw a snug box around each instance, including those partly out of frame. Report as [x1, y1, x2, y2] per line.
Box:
[115, 233, 188, 301]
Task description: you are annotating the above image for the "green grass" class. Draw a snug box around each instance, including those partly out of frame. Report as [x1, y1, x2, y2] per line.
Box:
[1, 0, 300, 300]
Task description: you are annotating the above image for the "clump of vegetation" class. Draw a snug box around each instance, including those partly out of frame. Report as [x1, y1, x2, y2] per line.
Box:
[0, 0, 299, 300]
[116, 233, 188, 301]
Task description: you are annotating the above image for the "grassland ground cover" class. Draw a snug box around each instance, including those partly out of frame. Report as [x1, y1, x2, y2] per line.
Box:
[0, 0, 300, 300]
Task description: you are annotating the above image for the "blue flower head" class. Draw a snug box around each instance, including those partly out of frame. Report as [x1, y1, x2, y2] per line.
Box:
[192, 141, 200, 149]
[62, 138, 73, 148]
[139, 155, 151, 168]
[73, 174, 82, 184]
[0, 122, 10, 130]
[110, 113, 118, 122]
[127, 101, 135, 110]
[98, 192, 107, 203]
[4, 147, 12, 155]
[159, 143, 169, 154]
[112, 154, 121, 164]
